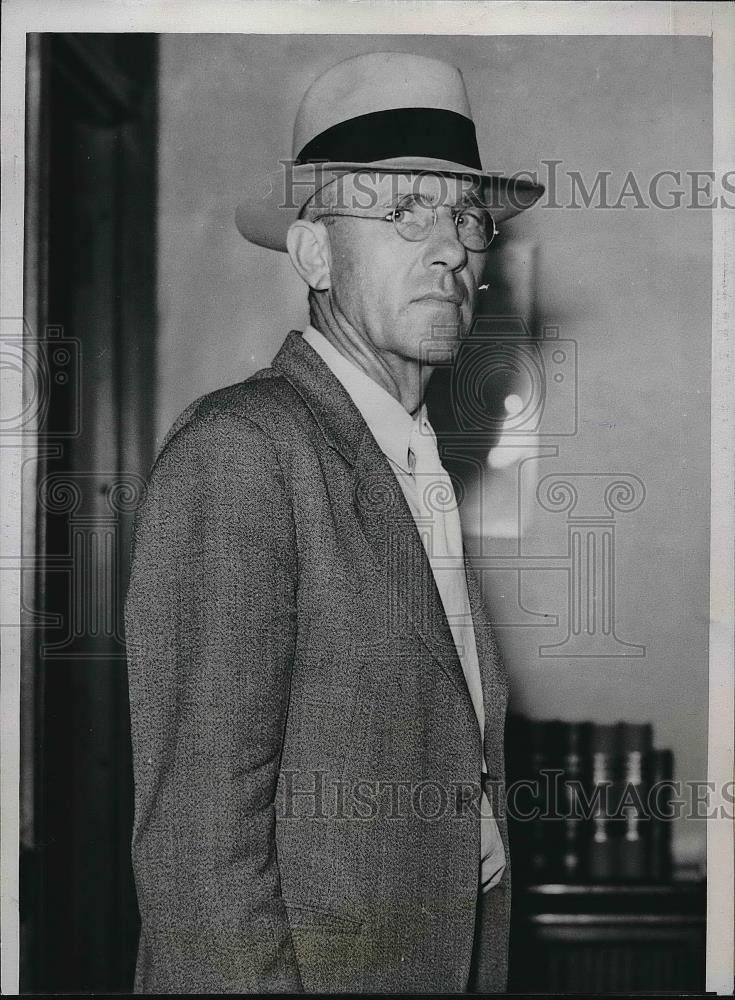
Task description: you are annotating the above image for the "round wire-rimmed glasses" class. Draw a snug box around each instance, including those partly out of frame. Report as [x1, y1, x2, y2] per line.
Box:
[311, 192, 498, 252]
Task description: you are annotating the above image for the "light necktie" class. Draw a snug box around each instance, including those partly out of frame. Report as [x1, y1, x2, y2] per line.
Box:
[408, 414, 506, 891]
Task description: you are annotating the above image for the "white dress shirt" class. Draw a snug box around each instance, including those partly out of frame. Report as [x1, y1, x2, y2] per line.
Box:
[303, 325, 506, 892]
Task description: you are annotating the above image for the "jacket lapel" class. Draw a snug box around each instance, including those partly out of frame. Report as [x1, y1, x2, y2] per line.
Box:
[352, 429, 476, 715]
[273, 330, 476, 717]
[463, 552, 508, 763]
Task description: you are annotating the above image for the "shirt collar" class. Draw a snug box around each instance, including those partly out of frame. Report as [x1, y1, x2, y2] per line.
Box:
[303, 324, 427, 475]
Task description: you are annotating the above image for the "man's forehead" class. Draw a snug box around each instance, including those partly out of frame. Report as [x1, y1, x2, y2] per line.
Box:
[332, 170, 481, 208]
[381, 172, 477, 199]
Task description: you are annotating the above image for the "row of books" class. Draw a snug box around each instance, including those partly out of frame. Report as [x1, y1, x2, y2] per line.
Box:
[504, 716, 674, 883]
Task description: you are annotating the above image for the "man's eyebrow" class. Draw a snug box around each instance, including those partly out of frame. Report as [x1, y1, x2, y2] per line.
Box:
[383, 190, 458, 208]
[459, 186, 486, 207]
[396, 191, 434, 207]
[378, 185, 486, 210]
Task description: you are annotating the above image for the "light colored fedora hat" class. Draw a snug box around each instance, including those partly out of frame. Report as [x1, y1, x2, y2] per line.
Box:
[235, 51, 544, 252]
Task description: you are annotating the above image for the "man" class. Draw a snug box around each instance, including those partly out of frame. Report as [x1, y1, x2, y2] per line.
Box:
[125, 51, 543, 993]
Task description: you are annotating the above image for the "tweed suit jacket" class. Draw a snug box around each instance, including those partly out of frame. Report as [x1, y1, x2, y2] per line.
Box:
[125, 329, 511, 994]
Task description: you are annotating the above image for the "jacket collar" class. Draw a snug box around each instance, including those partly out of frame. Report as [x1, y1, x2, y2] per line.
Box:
[272, 329, 369, 466]
[302, 324, 421, 475]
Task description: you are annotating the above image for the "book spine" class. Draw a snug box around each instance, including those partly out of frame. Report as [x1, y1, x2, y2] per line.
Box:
[527, 720, 563, 881]
[616, 722, 653, 881]
[559, 722, 590, 881]
[588, 723, 618, 881]
[648, 748, 674, 881]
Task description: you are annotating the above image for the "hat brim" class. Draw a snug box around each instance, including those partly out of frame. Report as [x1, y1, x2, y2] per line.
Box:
[235, 157, 544, 252]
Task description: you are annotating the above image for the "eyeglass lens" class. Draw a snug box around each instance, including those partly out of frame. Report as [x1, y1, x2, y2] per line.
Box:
[392, 193, 495, 251]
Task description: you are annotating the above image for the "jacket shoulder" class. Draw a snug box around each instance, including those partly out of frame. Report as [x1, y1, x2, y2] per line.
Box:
[134, 370, 301, 542]
[157, 367, 313, 460]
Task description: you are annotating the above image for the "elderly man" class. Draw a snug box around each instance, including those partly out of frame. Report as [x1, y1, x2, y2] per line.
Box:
[125, 51, 542, 994]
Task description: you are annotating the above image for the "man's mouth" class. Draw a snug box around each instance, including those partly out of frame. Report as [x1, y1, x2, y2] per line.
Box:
[414, 292, 464, 306]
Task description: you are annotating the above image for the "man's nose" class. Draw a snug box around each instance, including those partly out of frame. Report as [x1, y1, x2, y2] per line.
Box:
[421, 210, 468, 272]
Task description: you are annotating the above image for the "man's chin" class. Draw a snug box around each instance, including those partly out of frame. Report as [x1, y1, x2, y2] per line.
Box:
[420, 320, 465, 362]
[399, 309, 469, 365]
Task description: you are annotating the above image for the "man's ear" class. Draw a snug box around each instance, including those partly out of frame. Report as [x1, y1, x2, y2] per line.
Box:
[286, 220, 332, 291]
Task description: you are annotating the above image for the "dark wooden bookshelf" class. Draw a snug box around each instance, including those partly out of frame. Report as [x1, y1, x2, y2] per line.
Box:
[508, 879, 706, 993]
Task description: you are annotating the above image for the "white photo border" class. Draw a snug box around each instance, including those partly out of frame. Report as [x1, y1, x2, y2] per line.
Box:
[1, 1, 732, 994]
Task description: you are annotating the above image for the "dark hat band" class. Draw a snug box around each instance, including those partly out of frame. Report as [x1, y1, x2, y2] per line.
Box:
[295, 107, 482, 170]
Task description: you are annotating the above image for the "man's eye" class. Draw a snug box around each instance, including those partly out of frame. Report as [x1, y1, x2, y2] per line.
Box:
[456, 210, 482, 229]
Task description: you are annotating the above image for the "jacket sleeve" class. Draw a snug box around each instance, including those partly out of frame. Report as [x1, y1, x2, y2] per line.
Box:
[125, 409, 303, 993]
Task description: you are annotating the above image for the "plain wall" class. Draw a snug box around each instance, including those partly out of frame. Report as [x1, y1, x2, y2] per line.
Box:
[157, 34, 712, 867]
